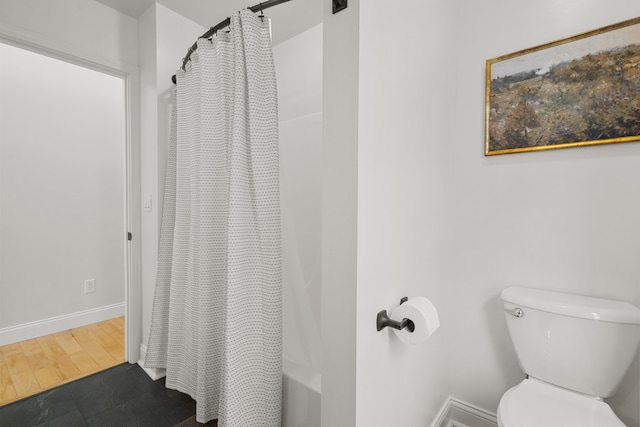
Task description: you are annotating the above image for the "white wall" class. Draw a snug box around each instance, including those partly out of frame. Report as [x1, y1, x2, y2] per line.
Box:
[137, 3, 205, 350]
[451, 0, 640, 425]
[274, 24, 323, 372]
[322, 1, 456, 424]
[322, 0, 359, 425]
[355, 0, 455, 425]
[0, 0, 137, 69]
[0, 43, 125, 327]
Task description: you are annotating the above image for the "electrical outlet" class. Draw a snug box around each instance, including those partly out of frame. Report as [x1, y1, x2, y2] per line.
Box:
[84, 279, 96, 294]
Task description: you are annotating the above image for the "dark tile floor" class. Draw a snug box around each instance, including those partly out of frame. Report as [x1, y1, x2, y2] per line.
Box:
[0, 363, 198, 427]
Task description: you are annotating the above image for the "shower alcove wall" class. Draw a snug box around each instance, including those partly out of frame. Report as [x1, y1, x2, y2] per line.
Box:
[274, 23, 323, 427]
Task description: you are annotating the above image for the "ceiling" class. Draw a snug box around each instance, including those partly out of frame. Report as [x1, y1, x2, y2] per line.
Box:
[94, 0, 322, 45]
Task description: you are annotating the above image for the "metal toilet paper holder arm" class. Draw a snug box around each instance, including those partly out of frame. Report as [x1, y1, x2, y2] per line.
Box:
[376, 297, 415, 332]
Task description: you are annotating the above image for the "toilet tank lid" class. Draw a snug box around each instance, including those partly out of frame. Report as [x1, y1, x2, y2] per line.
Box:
[501, 287, 640, 324]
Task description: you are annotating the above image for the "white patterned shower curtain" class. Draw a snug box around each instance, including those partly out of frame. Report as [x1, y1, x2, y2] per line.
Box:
[144, 10, 281, 426]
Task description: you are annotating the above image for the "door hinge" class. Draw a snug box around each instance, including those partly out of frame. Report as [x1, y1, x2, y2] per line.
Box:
[127, 232, 132, 241]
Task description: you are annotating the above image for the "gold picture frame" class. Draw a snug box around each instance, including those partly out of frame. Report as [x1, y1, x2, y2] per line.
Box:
[485, 17, 640, 156]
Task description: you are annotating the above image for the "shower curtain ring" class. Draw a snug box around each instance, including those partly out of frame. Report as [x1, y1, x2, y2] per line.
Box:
[259, 2, 265, 21]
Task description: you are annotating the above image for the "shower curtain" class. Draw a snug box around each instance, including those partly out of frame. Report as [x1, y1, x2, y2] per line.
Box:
[144, 9, 281, 426]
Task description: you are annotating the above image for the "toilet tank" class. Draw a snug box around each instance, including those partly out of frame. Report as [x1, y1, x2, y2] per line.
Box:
[501, 287, 640, 398]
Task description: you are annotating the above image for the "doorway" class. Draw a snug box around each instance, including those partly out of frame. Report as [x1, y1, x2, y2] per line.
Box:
[0, 41, 131, 403]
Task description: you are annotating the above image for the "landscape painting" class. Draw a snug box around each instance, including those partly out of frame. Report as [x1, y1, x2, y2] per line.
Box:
[485, 17, 640, 155]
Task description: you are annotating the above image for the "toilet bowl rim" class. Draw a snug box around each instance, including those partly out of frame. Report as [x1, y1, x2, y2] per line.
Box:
[497, 378, 623, 427]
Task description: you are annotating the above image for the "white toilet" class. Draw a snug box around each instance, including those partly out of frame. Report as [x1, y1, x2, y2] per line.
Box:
[498, 287, 640, 427]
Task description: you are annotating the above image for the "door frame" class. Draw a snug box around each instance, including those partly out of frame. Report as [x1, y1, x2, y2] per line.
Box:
[0, 27, 141, 363]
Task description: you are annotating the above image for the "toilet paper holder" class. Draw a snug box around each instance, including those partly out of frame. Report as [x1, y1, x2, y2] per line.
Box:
[376, 297, 415, 333]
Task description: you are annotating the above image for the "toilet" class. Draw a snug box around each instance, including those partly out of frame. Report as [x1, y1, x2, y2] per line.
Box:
[498, 287, 640, 427]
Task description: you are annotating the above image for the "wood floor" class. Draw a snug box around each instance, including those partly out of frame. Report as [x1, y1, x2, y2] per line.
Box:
[0, 317, 125, 406]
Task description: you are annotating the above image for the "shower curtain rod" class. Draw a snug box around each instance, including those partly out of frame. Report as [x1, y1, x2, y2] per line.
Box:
[171, 0, 293, 84]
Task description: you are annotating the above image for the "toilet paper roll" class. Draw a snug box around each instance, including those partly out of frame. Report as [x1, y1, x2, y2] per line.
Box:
[389, 297, 440, 345]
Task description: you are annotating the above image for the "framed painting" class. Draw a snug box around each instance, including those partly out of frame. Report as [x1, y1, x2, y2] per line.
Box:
[485, 17, 640, 155]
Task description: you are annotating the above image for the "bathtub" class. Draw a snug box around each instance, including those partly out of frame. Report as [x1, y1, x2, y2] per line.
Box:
[282, 358, 321, 427]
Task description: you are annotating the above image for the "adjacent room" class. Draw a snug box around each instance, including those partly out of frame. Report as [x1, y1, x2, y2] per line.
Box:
[0, 41, 127, 404]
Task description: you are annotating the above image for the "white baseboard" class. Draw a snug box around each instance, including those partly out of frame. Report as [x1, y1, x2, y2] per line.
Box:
[137, 344, 166, 381]
[0, 302, 125, 346]
[432, 397, 498, 427]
